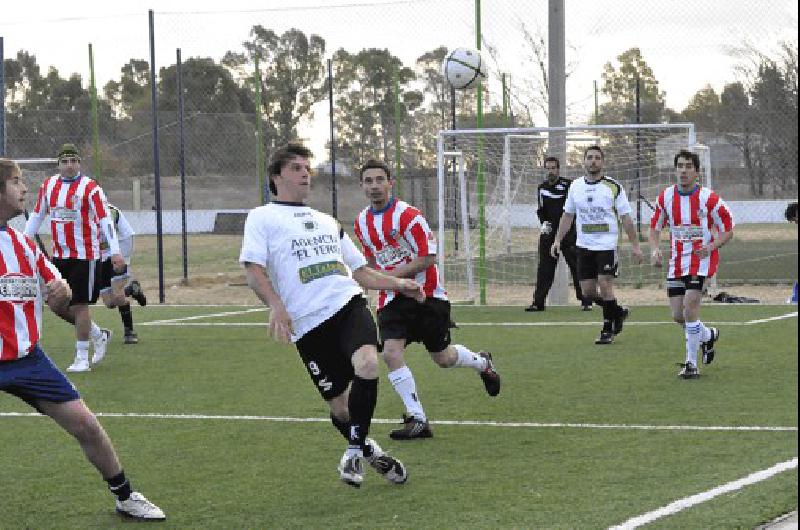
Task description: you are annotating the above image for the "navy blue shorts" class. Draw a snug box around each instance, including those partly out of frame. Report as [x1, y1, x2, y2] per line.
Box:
[0, 345, 81, 411]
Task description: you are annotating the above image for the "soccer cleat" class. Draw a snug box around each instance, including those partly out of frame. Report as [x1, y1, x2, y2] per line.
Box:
[124, 328, 139, 345]
[581, 303, 593, 311]
[524, 303, 545, 312]
[337, 452, 364, 488]
[612, 306, 629, 335]
[125, 280, 147, 307]
[115, 491, 166, 520]
[91, 329, 112, 364]
[66, 357, 91, 372]
[678, 362, 699, 379]
[595, 330, 614, 345]
[389, 414, 433, 440]
[701, 327, 719, 365]
[365, 438, 408, 485]
[478, 351, 501, 396]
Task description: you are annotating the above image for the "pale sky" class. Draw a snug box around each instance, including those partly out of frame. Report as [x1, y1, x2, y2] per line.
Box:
[2, 0, 797, 157]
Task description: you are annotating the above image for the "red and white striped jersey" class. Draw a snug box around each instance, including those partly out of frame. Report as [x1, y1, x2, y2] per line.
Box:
[354, 198, 447, 310]
[1, 226, 60, 361]
[26, 174, 113, 260]
[650, 185, 735, 278]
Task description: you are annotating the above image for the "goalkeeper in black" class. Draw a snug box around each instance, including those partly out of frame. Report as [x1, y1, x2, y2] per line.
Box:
[525, 156, 589, 312]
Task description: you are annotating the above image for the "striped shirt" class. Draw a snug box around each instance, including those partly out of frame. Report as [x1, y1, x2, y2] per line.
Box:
[0, 225, 60, 361]
[25, 174, 117, 260]
[650, 185, 734, 278]
[354, 198, 446, 310]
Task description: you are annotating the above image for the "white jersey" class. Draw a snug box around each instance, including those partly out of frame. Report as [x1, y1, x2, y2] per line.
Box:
[239, 202, 367, 342]
[564, 175, 632, 251]
[100, 205, 134, 262]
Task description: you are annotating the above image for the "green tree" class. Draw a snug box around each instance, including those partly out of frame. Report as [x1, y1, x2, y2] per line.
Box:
[597, 48, 667, 124]
[681, 85, 721, 131]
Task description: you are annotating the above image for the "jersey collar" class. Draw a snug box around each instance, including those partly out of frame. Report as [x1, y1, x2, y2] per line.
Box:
[59, 173, 82, 183]
[677, 184, 700, 196]
[272, 200, 306, 207]
[369, 196, 395, 215]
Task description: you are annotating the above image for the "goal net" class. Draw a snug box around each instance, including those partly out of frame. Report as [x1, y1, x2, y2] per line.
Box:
[435, 123, 700, 304]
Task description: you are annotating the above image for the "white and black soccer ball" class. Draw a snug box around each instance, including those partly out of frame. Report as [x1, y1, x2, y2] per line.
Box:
[442, 47, 488, 90]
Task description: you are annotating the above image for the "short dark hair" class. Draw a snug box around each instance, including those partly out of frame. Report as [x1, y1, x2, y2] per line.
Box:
[267, 142, 313, 195]
[674, 149, 700, 170]
[0, 158, 21, 193]
[786, 202, 798, 223]
[544, 156, 560, 169]
[584, 145, 604, 159]
[359, 159, 391, 181]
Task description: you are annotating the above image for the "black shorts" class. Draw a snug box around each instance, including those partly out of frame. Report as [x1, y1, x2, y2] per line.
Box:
[377, 295, 452, 353]
[295, 295, 378, 401]
[52, 258, 99, 305]
[95, 259, 129, 296]
[667, 276, 706, 297]
[576, 247, 618, 281]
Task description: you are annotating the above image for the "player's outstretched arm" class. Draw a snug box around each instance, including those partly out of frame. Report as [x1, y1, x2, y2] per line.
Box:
[352, 266, 425, 302]
[620, 214, 644, 264]
[244, 262, 293, 343]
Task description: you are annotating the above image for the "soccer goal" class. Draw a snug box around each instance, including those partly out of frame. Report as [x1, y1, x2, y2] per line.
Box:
[435, 123, 700, 304]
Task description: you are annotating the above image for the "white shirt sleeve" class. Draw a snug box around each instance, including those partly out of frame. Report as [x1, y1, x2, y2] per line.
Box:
[614, 184, 633, 217]
[340, 232, 368, 272]
[563, 182, 577, 215]
[239, 209, 269, 266]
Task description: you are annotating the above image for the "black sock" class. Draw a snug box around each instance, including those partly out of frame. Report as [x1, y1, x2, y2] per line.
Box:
[347, 376, 378, 450]
[330, 414, 350, 442]
[107, 470, 132, 501]
[602, 303, 614, 332]
[593, 297, 605, 307]
[607, 298, 623, 317]
[118, 303, 133, 330]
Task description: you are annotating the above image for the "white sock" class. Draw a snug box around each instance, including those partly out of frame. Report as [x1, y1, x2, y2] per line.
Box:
[452, 344, 487, 371]
[685, 321, 702, 366]
[699, 321, 712, 343]
[89, 322, 102, 340]
[388, 366, 425, 421]
[76, 340, 90, 360]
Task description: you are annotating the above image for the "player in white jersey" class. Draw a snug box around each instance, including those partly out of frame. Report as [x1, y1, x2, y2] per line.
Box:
[0, 159, 165, 520]
[95, 204, 147, 347]
[551, 145, 644, 345]
[354, 159, 501, 440]
[649, 150, 735, 378]
[240, 143, 423, 488]
[24, 144, 120, 372]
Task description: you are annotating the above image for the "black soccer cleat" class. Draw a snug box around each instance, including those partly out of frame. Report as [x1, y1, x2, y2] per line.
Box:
[125, 280, 147, 307]
[701, 327, 719, 365]
[612, 306, 629, 335]
[581, 303, 593, 311]
[389, 414, 433, 440]
[595, 330, 614, 345]
[478, 351, 501, 396]
[124, 328, 139, 345]
[524, 303, 545, 312]
[677, 362, 699, 379]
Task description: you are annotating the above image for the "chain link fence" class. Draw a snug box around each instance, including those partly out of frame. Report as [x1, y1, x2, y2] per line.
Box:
[3, 0, 797, 301]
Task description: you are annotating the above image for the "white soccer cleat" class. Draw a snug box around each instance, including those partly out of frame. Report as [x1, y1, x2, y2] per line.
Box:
[66, 357, 91, 372]
[115, 491, 166, 520]
[365, 438, 408, 485]
[91, 329, 112, 364]
[337, 451, 364, 488]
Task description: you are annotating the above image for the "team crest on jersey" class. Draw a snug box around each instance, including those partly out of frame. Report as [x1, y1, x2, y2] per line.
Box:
[65, 193, 79, 209]
[389, 228, 399, 239]
[697, 208, 706, 218]
[302, 220, 319, 232]
[587, 196, 593, 203]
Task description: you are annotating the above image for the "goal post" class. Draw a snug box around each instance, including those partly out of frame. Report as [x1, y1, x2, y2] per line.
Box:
[436, 123, 698, 305]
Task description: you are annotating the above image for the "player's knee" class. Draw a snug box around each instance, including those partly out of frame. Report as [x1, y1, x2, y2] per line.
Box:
[352, 347, 379, 379]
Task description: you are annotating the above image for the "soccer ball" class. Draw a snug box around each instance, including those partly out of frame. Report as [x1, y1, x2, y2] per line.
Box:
[442, 47, 487, 90]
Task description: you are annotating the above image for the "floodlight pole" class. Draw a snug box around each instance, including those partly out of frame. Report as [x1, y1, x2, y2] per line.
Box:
[0, 36, 5, 157]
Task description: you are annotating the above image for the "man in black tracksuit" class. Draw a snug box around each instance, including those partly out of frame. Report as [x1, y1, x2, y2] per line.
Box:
[525, 156, 590, 312]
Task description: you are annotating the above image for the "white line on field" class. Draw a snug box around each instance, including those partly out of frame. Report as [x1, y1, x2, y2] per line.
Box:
[141, 307, 265, 325]
[1, 412, 796, 432]
[608, 457, 798, 530]
[745, 311, 798, 325]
